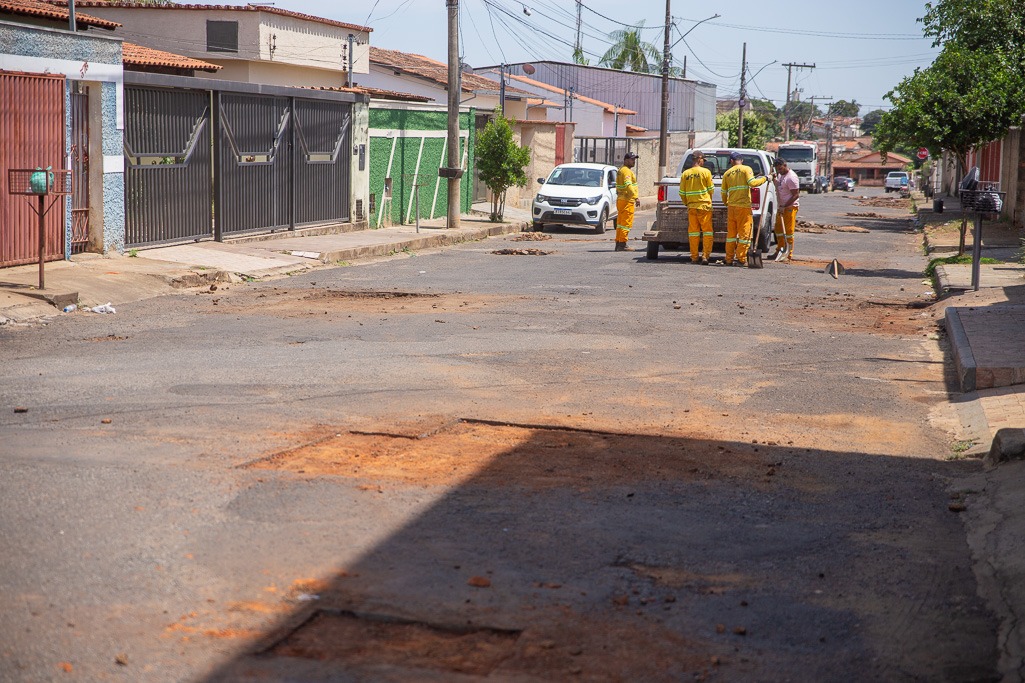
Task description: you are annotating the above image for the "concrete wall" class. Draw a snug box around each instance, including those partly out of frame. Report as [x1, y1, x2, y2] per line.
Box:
[368, 104, 474, 227]
[351, 101, 370, 229]
[0, 21, 125, 256]
[506, 121, 557, 210]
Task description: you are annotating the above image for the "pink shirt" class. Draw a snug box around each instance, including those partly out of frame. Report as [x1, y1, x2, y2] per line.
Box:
[775, 169, 800, 209]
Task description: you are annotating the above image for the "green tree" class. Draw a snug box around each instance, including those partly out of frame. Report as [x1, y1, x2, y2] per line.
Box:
[599, 23, 660, 73]
[716, 110, 769, 149]
[861, 109, 885, 135]
[749, 99, 782, 140]
[831, 99, 860, 118]
[876, 43, 1025, 253]
[572, 46, 590, 66]
[921, 0, 1025, 63]
[475, 108, 531, 221]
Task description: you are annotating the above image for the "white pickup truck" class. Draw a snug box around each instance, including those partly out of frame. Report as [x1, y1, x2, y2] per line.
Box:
[643, 148, 778, 267]
[884, 171, 909, 194]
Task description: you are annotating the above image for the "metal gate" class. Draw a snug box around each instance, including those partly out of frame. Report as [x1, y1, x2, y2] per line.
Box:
[70, 86, 90, 254]
[124, 86, 212, 246]
[0, 71, 66, 267]
[123, 75, 356, 247]
[575, 137, 635, 166]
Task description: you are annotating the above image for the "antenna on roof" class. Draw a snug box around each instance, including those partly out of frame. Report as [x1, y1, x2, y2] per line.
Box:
[522, 63, 535, 75]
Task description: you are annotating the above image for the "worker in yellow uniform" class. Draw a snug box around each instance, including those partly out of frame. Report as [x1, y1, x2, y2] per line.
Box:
[614, 151, 640, 251]
[679, 151, 715, 264]
[720, 151, 767, 267]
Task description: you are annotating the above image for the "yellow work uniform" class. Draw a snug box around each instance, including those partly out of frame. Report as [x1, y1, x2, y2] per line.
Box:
[679, 165, 714, 262]
[615, 166, 638, 244]
[721, 164, 767, 264]
[774, 206, 798, 258]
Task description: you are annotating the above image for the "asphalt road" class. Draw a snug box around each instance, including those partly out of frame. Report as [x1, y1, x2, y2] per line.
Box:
[0, 187, 998, 682]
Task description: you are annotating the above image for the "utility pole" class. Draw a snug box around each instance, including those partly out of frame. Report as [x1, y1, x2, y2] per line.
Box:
[445, 0, 460, 230]
[825, 102, 834, 188]
[69, 0, 77, 30]
[806, 95, 831, 138]
[737, 43, 746, 148]
[657, 0, 671, 183]
[347, 34, 355, 87]
[574, 0, 582, 61]
[499, 62, 505, 113]
[782, 62, 814, 141]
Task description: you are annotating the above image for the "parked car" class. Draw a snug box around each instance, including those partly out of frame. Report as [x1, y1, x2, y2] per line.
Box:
[885, 171, 909, 193]
[532, 163, 619, 234]
[833, 176, 856, 192]
[644, 148, 778, 266]
[818, 175, 831, 192]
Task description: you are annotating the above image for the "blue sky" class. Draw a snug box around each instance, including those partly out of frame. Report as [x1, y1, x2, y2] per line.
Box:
[239, 0, 941, 114]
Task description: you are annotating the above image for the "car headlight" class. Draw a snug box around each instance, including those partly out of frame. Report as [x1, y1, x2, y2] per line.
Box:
[584, 195, 602, 205]
[535, 194, 547, 203]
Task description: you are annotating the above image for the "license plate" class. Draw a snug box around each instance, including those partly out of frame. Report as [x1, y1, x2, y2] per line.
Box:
[554, 208, 572, 216]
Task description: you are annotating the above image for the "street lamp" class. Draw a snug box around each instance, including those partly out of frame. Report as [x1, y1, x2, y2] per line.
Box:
[659, 11, 720, 182]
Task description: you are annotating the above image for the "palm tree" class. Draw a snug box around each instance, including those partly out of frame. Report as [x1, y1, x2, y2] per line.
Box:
[599, 22, 660, 73]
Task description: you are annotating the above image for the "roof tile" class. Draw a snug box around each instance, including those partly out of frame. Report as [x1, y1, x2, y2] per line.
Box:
[1, 0, 119, 29]
[64, 1, 371, 32]
[122, 42, 221, 72]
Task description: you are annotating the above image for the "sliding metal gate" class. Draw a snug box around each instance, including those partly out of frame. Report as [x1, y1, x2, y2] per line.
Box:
[124, 87, 212, 246]
[123, 75, 356, 248]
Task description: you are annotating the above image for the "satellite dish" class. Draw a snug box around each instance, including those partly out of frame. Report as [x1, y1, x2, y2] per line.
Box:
[522, 63, 536, 75]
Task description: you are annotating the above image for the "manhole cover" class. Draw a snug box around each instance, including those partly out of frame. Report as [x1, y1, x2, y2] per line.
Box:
[271, 610, 520, 675]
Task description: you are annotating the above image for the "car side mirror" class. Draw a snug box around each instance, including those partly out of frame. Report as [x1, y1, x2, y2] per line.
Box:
[537, 177, 545, 184]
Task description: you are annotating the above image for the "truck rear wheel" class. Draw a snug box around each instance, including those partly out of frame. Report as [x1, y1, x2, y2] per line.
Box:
[645, 241, 659, 260]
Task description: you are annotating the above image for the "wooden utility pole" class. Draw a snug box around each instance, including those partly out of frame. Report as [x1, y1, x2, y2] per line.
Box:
[657, 0, 671, 183]
[782, 62, 814, 141]
[737, 43, 746, 148]
[445, 0, 460, 229]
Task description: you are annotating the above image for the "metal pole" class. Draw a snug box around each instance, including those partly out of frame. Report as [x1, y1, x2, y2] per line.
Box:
[657, 0, 671, 182]
[347, 34, 355, 87]
[69, 0, 76, 31]
[971, 214, 982, 291]
[499, 63, 505, 114]
[37, 194, 45, 290]
[737, 43, 746, 148]
[784, 65, 792, 142]
[446, 0, 460, 230]
[415, 180, 420, 233]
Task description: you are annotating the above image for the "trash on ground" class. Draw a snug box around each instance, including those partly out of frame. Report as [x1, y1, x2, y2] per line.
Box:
[62, 304, 77, 313]
[491, 248, 551, 256]
[90, 303, 116, 314]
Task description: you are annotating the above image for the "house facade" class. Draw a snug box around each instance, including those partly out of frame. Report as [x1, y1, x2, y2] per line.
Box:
[831, 150, 912, 187]
[482, 61, 716, 134]
[1, 2, 125, 267]
[72, 2, 372, 88]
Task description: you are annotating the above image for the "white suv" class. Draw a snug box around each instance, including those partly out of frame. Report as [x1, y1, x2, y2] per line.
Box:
[532, 163, 619, 234]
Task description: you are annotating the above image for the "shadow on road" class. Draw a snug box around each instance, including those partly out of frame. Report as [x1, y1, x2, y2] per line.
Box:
[196, 420, 997, 682]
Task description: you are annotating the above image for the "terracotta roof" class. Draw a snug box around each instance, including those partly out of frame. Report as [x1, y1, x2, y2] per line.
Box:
[308, 84, 430, 103]
[63, 2, 371, 32]
[626, 124, 647, 132]
[122, 42, 221, 72]
[526, 97, 562, 108]
[1, 0, 119, 29]
[370, 47, 528, 96]
[495, 70, 637, 115]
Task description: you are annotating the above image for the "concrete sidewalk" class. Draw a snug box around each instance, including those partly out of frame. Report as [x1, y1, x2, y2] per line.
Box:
[0, 210, 530, 324]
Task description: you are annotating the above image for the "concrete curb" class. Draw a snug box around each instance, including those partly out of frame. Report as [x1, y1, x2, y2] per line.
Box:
[311, 221, 529, 264]
[934, 264, 955, 293]
[945, 307, 977, 392]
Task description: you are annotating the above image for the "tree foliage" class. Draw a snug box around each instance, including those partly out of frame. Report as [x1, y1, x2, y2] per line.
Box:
[875, 43, 1025, 170]
[572, 46, 589, 66]
[860, 109, 885, 135]
[599, 23, 660, 73]
[475, 108, 531, 221]
[830, 99, 860, 118]
[716, 110, 769, 150]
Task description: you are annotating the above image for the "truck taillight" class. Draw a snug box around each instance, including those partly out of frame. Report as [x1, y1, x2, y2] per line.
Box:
[657, 184, 666, 203]
[750, 186, 760, 209]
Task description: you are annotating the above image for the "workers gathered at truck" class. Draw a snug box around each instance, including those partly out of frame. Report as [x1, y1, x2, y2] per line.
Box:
[614, 151, 640, 251]
[678, 151, 715, 265]
[772, 158, 800, 262]
[720, 151, 768, 267]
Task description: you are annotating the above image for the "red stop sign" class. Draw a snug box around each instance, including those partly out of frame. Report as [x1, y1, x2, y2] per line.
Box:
[917, 148, 929, 160]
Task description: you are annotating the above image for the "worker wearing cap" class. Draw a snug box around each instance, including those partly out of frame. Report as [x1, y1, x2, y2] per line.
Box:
[772, 158, 799, 262]
[679, 151, 714, 264]
[720, 151, 767, 267]
[614, 152, 640, 251]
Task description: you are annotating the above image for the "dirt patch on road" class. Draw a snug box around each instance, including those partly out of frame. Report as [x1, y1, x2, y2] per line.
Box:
[857, 196, 912, 210]
[212, 288, 499, 316]
[796, 220, 870, 234]
[246, 420, 774, 489]
[787, 294, 938, 337]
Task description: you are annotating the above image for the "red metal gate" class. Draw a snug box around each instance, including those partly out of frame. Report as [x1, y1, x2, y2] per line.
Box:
[1, 71, 66, 267]
[555, 123, 566, 165]
[70, 86, 90, 254]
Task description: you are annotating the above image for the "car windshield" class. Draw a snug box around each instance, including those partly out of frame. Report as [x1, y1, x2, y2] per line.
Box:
[681, 152, 766, 178]
[778, 147, 815, 162]
[547, 167, 603, 187]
